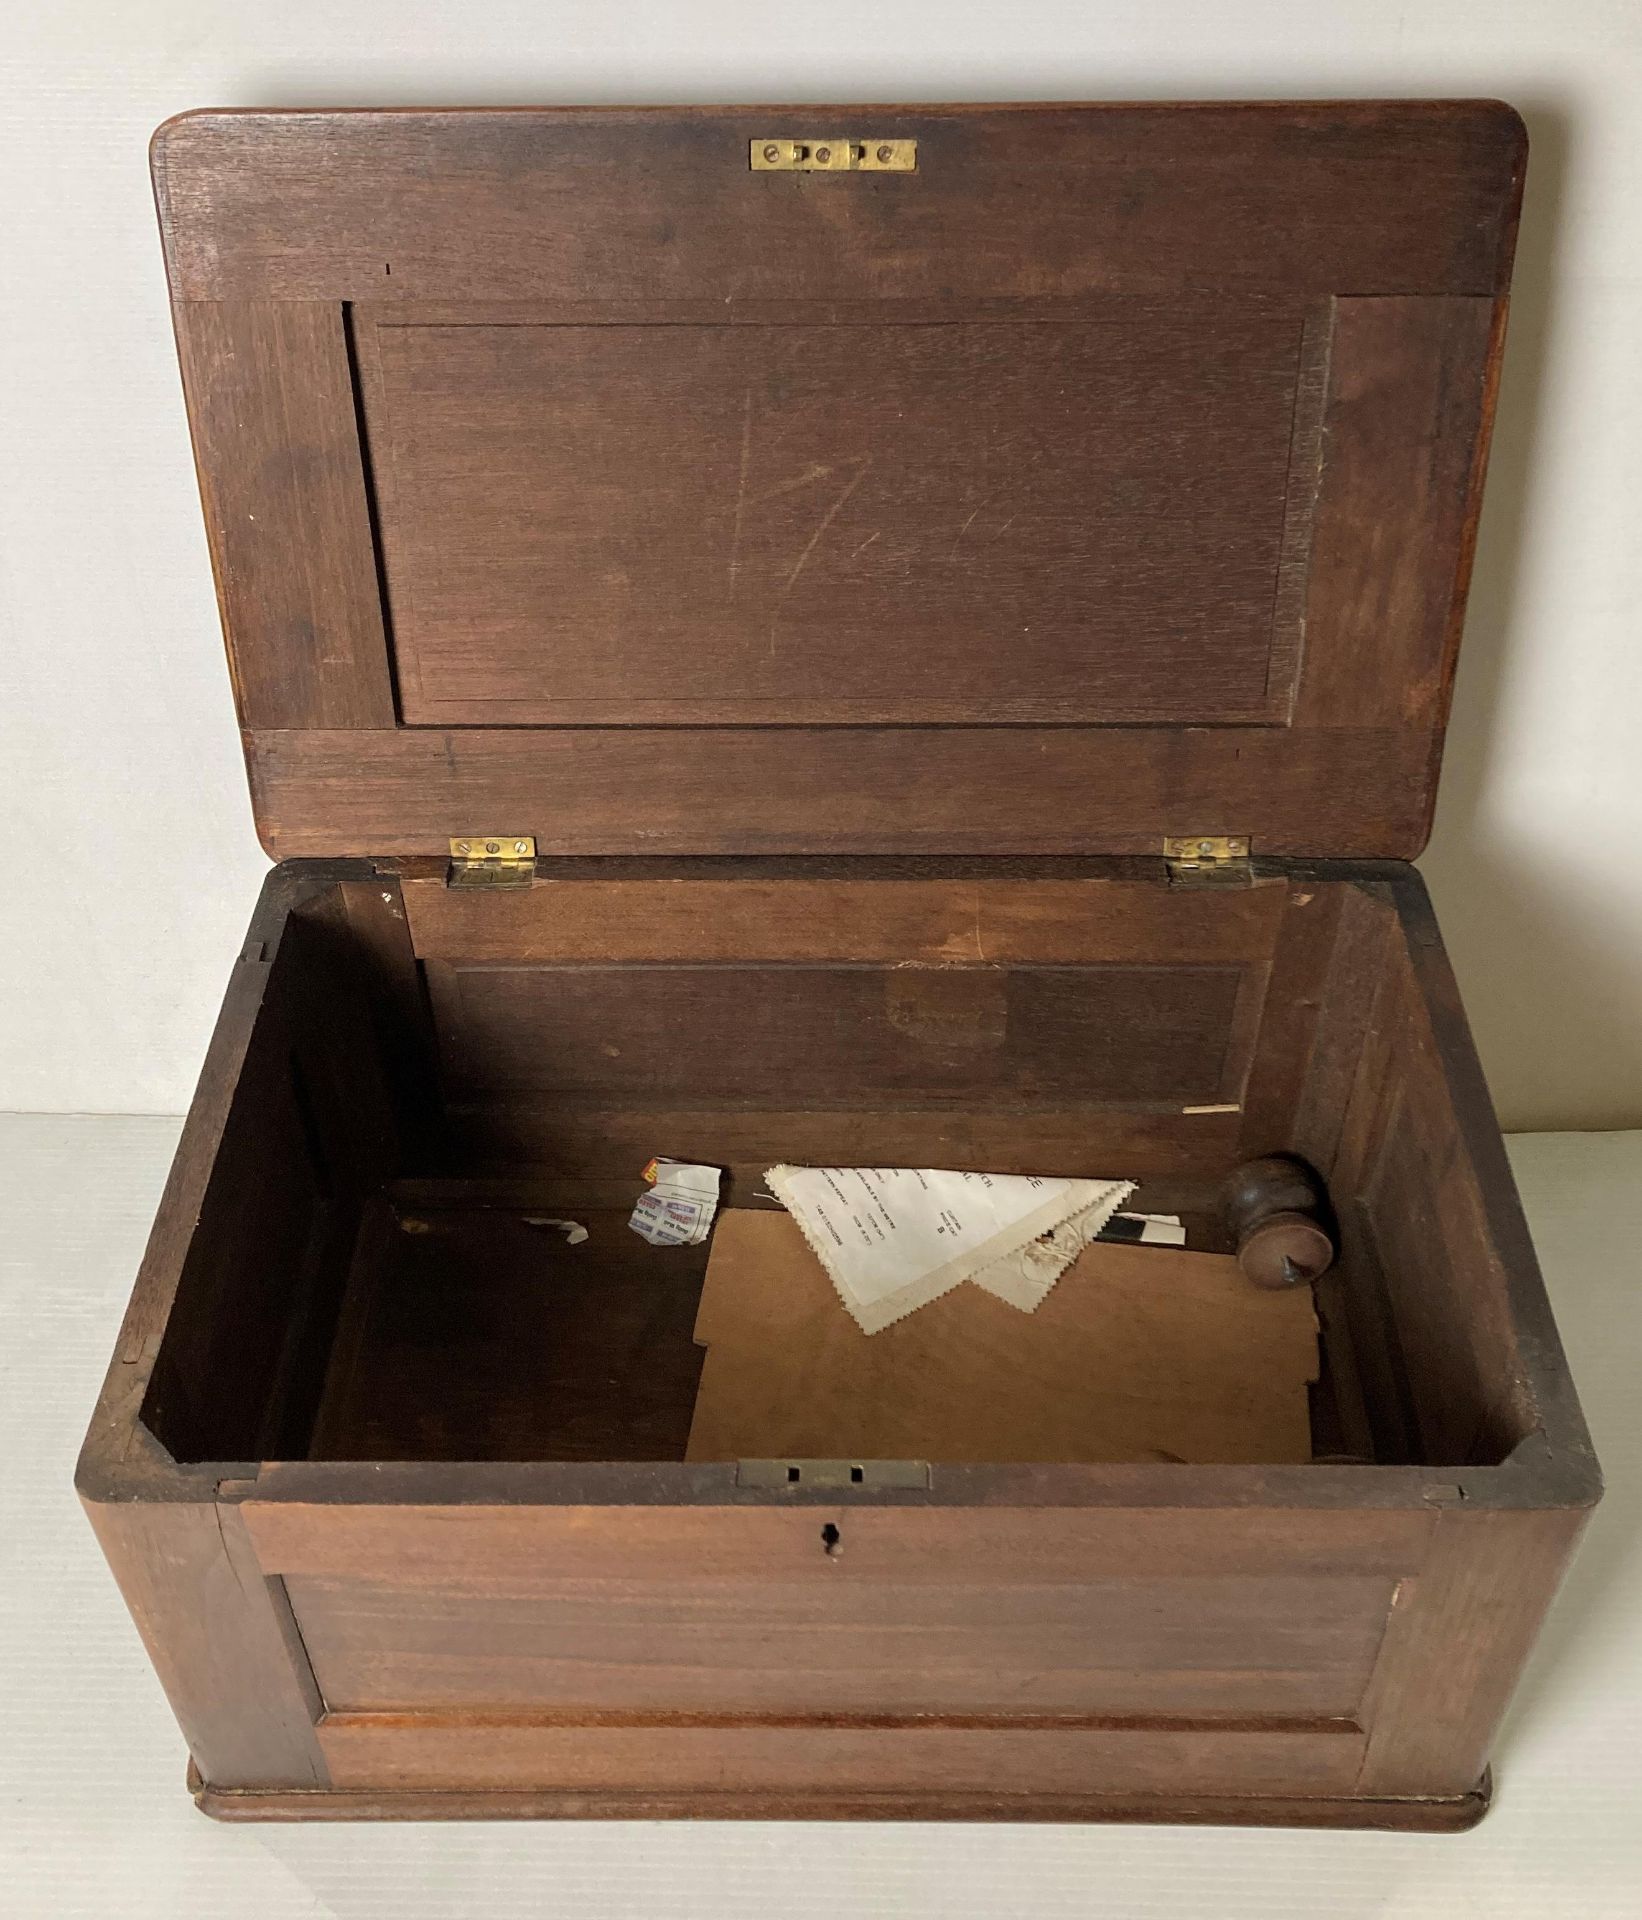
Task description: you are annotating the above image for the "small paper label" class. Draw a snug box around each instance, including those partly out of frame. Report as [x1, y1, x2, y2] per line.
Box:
[523, 1217, 590, 1245]
[1096, 1211, 1186, 1247]
[629, 1159, 722, 1247]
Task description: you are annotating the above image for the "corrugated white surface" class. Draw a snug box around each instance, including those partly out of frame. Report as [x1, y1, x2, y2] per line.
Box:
[2, 1116, 1636, 1917]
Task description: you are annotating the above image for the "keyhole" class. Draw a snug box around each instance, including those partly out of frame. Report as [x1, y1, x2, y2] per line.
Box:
[820, 1522, 842, 1557]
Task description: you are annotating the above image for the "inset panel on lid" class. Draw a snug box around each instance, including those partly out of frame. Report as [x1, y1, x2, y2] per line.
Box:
[357, 306, 1321, 728]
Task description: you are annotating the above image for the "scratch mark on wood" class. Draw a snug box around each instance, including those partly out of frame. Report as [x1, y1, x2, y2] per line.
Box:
[767, 458, 872, 657]
[727, 387, 754, 595]
[850, 530, 881, 560]
[212, 1500, 252, 1602]
[949, 491, 1004, 562]
[781, 458, 871, 594]
[752, 461, 834, 507]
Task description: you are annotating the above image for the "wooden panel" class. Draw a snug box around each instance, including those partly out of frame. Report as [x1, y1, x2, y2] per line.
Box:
[139, 1015, 328, 1459]
[242, 1501, 1434, 1584]
[361, 308, 1309, 726]
[82, 1498, 329, 1793]
[1291, 880, 1398, 1178]
[308, 1206, 707, 1463]
[316, 1716, 1366, 1797]
[150, 108, 1518, 859]
[440, 1099, 1247, 1185]
[152, 104, 1524, 304]
[425, 961, 1249, 1107]
[1333, 924, 1535, 1466]
[172, 302, 395, 728]
[191, 1769, 1491, 1828]
[139, 911, 390, 1463]
[401, 867, 1288, 966]
[317, 878, 445, 1160]
[1293, 297, 1500, 745]
[1388, 876, 1600, 1477]
[411, 864, 1281, 1173]
[1237, 878, 1349, 1156]
[1354, 1506, 1589, 1797]
[286, 1570, 1392, 1718]
[246, 723, 1435, 858]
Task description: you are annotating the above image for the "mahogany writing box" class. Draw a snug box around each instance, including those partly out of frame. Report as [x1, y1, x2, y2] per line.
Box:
[78, 102, 1600, 1828]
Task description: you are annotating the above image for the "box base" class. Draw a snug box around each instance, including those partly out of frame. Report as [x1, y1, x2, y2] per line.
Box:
[188, 1761, 1492, 1831]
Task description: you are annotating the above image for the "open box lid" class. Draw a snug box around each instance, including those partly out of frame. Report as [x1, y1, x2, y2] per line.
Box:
[155, 102, 1524, 862]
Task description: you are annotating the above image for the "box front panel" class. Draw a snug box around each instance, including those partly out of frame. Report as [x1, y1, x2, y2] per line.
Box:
[239, 1502, 1438, 1800]
[282, 1570, 1393, 1720]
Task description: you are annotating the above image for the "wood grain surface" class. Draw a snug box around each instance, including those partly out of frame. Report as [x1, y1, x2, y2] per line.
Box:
[72, 103, 1600, 1829]
[151, 104, 1522, 858]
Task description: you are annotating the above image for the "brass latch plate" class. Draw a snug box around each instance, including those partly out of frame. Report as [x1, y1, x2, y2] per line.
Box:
[447, 835, 536, 888]
[736, 1459, 931, 1490]
[751, 138, 916, 173]
[1163, 835, 1252, 886]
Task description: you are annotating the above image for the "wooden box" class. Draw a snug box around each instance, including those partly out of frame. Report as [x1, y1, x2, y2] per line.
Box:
[79, 103, 1601, 1829]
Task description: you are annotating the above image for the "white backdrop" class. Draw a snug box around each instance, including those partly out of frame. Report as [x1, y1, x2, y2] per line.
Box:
[2, 1, 1638, 1128]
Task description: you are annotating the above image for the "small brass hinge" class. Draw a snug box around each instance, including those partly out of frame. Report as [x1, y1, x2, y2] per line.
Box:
[750, 138, 916, 173]
[1163, 835, 1252, 887]
[447, 835, 536, 889]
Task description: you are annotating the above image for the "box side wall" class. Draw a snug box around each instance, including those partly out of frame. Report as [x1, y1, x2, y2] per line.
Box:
[1301, 870, 1598, 1477]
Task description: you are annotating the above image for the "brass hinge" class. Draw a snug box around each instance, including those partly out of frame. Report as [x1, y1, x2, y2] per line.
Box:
[447, 835, 536, 889]
[1163, 835, 1252, 887]
[750, 137, 917, 173]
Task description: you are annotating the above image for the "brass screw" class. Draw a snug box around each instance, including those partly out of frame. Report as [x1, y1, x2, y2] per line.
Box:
[815, 146, 832, 164]
[454, 841, 470, 855]
[1198, 840, 1214, 854]
[484, 841, 500, 854]
[876, 144, 893, 163]
[762, 143, 780, 163]
[514, 840, 529, 854]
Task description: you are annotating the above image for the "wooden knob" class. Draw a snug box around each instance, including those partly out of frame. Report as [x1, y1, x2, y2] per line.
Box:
[1237, 1210, 1335, 1289]
[1221, 1155, 1336, 1289]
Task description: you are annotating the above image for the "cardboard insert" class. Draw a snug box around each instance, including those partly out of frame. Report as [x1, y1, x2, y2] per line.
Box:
[686, 1210, 1319, 1465]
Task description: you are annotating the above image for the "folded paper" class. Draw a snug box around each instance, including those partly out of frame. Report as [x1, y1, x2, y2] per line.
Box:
[764, 1165, 1135, 1333]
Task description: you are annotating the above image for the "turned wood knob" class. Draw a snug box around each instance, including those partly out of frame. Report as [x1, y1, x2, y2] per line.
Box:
[1222, 1155, 1336, 1289]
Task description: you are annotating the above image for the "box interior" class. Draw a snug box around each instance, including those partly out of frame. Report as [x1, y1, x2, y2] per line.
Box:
[139, 861, 1543, 1473]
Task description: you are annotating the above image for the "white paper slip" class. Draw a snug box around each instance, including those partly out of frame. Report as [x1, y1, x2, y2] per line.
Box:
[523, 1216, 590, 1246]
[765, 1166, 1134, 1334]
[1096, 1211, 1187, 1247]
[629, 1158, 722, 1247]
